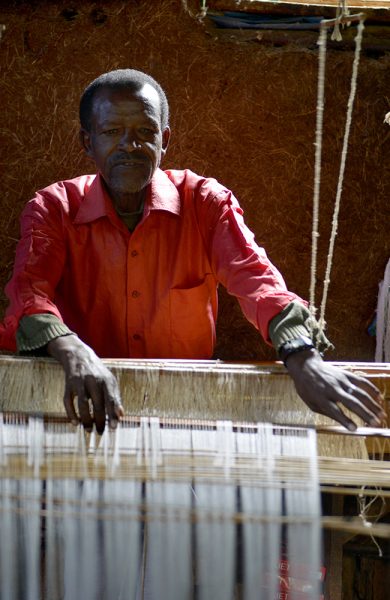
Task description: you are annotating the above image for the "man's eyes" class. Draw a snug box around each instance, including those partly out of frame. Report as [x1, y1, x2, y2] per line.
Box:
[139, 128, 156, 135]
[101, 127, 157, 136]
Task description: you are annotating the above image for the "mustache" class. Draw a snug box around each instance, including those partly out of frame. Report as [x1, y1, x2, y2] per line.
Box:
[111, 152, 148, 164]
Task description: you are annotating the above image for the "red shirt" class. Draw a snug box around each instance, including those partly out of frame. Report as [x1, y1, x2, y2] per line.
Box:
[1, 169, 304, 358]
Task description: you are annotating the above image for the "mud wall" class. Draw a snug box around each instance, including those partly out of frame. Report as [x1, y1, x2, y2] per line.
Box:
[0, 0, 389, 360]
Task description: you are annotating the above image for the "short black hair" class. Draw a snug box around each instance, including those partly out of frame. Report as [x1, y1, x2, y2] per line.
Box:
[79, 69, 169, 132]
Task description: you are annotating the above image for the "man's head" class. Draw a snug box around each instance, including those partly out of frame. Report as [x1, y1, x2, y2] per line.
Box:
[79, 69, 171, 204]
[79, 69, 169, 132]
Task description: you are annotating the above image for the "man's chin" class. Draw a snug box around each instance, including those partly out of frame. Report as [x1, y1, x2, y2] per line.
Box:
[107, 173, 153, 196]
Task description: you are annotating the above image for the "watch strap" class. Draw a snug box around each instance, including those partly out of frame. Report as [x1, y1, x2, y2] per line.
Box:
[278, 336, 315, 365]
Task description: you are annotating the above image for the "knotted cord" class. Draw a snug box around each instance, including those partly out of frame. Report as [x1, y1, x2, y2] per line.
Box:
[309, 8, 365, 341]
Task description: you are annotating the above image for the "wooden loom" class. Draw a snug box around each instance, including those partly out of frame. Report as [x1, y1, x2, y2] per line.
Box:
[0, 356, 389, 599]
[1, 355, 389, 448]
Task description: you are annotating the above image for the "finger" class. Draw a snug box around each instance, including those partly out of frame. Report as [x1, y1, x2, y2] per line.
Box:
[63, 385, 80, 426]
[321, 400, 357, 432]
[77, 385, 94, 432]
[337, 386, 382, 426]
[86, 379, 106, 435]
[94, 406, 106, 435]
[345, 375, 386, 416]
[103, 379, 124, 429]
[342, 377, 386, 422]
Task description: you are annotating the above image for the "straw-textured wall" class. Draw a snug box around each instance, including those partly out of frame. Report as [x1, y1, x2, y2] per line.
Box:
[0, 0, 389, 361]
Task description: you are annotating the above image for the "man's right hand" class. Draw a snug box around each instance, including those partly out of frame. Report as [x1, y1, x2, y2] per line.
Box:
[47, 335, 124, 433]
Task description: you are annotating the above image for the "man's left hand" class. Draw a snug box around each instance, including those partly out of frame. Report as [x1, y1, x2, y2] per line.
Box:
[285, 349, 386, 431]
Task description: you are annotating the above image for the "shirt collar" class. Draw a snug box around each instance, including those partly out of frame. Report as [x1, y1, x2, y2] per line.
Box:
[73, 172, 113, 225]
[148, 168, 181, 216]
[73, 169, 181, 225]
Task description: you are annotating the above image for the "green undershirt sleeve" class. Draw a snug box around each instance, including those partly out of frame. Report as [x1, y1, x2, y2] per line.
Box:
[16, 314, 73, 355]
[268, 300, 333, 354]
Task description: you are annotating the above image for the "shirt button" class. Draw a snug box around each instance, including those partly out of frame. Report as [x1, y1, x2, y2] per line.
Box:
[133, 334, 141, 341]
[131, 250, 138, 257]
[131, 290, 140, 298]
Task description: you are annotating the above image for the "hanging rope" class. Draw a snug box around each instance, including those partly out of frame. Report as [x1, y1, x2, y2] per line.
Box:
[181, 0, 208, 20]
[309, 12, 365, 342]
[332, 0, 351, 41]
[309, 25, 327, 327]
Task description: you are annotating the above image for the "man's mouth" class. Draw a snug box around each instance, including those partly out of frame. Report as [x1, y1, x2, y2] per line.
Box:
[113, 160, 146, 167]
[112, 153, 148, 168]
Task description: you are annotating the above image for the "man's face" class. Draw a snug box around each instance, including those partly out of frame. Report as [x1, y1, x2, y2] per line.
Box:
[81, 84, 170, 197]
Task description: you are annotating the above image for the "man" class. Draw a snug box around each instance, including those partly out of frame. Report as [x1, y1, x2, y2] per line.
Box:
[0, 69, 385, 433]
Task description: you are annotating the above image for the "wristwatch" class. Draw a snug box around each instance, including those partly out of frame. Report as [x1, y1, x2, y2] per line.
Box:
[278, 336, 315, 366]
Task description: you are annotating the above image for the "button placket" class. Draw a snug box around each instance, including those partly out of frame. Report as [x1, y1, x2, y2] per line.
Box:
[127, 232, 145, 354]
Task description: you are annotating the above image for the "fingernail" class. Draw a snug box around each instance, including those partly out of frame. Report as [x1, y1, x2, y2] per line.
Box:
[71, 419, 79, 427]
[347, 423, 357, 432]
[109, 419, 118, 429]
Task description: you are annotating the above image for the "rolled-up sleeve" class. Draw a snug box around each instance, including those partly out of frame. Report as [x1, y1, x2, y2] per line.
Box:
[1, 194, 67, 350]
[16, 313, 73, 354]
[207, 191, 307, 344]
[268, 299, 332, 353]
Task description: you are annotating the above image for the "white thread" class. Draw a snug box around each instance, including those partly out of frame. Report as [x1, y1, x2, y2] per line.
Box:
[181, 0, 207, 20]
[318, 18, 365, 330]
[310, 15, 365, 340]
[358, 488, 385, 557]
[309, 25, 327, 330]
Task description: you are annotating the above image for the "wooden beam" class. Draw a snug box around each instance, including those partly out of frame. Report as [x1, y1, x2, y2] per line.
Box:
[212, 0, 390, 8]
[205, 1, 390, 49]
[210, 0, 390, 21]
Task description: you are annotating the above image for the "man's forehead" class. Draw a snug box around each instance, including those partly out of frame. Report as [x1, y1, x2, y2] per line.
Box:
[92, 84, 161, 117]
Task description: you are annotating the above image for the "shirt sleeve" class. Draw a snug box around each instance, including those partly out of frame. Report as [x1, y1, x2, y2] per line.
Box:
[205, 190, 310, 345]
[268, 299, 333, 353]
[1, 193, 68, 350]
[16, 314, 73, 354]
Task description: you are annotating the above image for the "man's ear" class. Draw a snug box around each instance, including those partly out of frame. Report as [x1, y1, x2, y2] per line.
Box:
[79, 129, 94, 158]
[160, 126, 171, 158]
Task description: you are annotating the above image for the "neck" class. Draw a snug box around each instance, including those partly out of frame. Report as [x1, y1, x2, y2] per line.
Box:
[110, 188, 146, 214]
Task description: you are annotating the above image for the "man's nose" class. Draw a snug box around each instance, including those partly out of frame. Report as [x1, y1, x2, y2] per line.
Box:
[118, 129, 140, 150]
